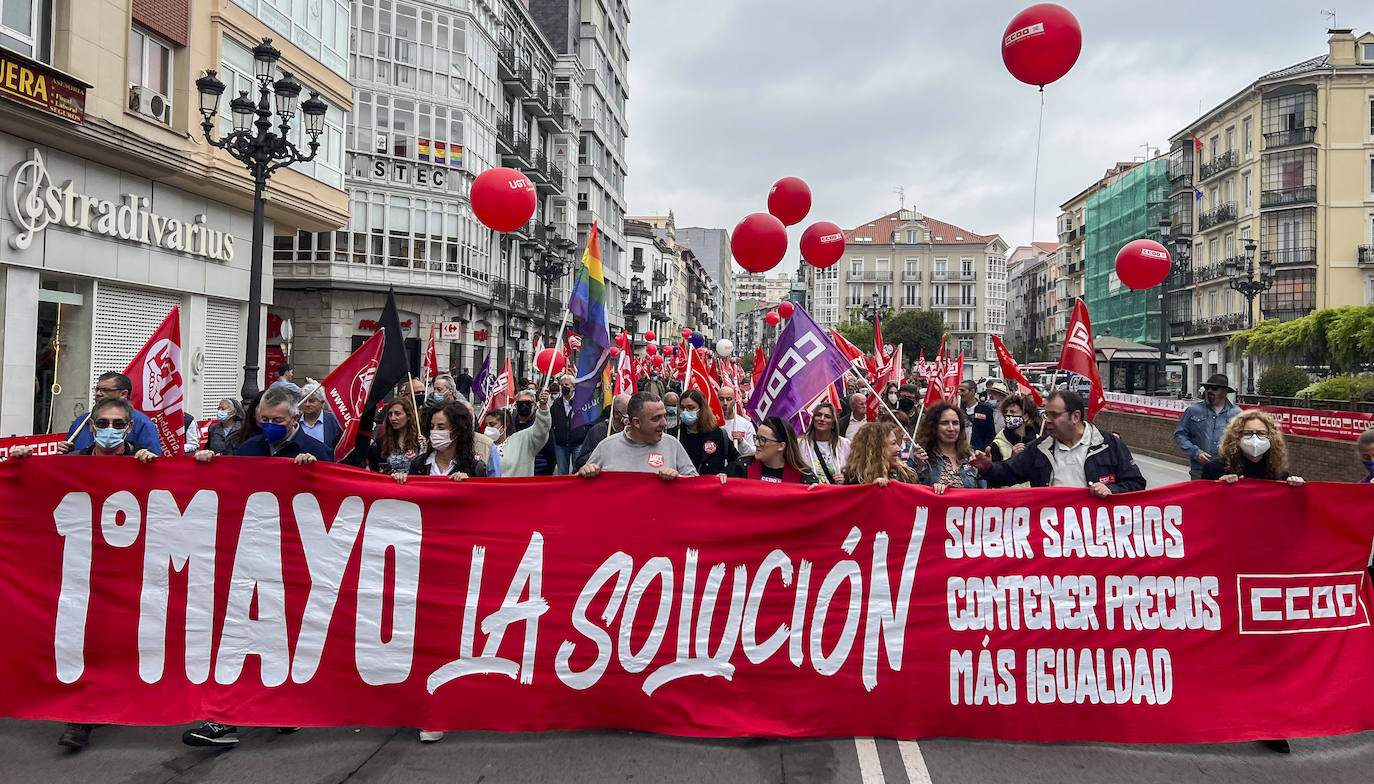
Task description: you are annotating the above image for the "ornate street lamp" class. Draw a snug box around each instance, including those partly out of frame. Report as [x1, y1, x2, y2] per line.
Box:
[1225, 238, 1276, 395]
[195, 38, 329, 405]
[1155, 217, 1192, 394]
[522, 224, 578, 343]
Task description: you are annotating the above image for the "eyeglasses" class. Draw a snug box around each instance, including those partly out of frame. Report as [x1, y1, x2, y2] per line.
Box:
[93, 419, 129, 429]
[754, 436, 780, 445]
[1240, 429, 1268, 436]
[1043, 409, 1068, 419]
[93, 385, 123, 394]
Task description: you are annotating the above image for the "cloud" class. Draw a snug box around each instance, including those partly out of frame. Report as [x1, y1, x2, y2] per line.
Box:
[624, 0, 1342, 258]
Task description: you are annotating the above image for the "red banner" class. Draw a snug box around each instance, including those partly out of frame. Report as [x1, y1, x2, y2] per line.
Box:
[1103, 392, 1374, 442]
[0, 433, 65, 459]
[124, 307, 185, 455]
[321, 331, 386, 461]
[2, 459, 1374, 742]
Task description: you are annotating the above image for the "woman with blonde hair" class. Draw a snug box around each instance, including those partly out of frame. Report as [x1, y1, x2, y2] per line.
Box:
[1201, 410, 1304, 486]
[800, 401, 851, 484]
[844, 421, 918, 487]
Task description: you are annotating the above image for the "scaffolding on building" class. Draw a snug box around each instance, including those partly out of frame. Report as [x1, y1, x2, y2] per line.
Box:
[1084, 158, 1169, 345]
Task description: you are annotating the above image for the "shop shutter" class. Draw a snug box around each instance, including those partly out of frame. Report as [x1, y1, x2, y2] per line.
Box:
[201, 298, 243, 418]
[92, 283, 181, 389]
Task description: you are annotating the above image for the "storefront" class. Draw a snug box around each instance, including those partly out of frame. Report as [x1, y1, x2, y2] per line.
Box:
[0, 136, 261, 437]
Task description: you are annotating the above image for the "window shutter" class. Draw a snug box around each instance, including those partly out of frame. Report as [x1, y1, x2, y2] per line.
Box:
[201, 299, 244, 417]
[92, 284, 180, 388]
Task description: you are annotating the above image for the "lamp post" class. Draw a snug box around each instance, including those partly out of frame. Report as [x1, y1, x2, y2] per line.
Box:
[1225, 238, 1275, 395]
[195, 39, 329, 406]
[521, 224, 577, 345]
[1155, 217, 1192, 395]
[862, 291, 883, 326]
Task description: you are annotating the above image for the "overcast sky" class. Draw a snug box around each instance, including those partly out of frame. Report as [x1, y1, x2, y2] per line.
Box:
[624, 0, 1351, 265]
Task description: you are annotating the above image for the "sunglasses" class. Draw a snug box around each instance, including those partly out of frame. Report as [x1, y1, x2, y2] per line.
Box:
[94, 419, 129, 429]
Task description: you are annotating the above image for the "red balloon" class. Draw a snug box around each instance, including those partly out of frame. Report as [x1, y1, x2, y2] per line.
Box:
[778, 301, 795, 319]
[681, 328, 693, 340]
[535, 348, 566, 376]
[799, 221, 846, 268]
[731, 212, 788, 273]
[609, 346, 620, 357]
[1001, 4, 1082, 87]
[764, 311, 781, 326]
[652, 355, 664, 368]
[1114, 238, 1172, 290]
[644, 343, 658, 356]
[767, 177, 812, 226]
[471, 167, 537, 232]
[643, 330, 656, 343]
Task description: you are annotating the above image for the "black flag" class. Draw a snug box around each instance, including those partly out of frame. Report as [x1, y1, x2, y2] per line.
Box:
[341, 290, 411, 466]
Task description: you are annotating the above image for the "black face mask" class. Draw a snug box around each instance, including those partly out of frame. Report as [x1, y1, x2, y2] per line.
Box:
[562, 387, 573, 397]
[516, 401, 534, 417]
[897, 398, 916, 413]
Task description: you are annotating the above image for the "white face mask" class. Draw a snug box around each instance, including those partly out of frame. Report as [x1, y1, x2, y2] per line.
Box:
[483, 426, 501, 441]
[1240, 434, 1271, 459]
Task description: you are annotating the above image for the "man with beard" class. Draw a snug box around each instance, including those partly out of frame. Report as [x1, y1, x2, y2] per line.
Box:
[1174, 373, 1242, 480]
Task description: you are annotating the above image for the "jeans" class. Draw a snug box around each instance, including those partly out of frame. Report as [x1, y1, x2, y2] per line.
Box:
[555, 443, 581, 475]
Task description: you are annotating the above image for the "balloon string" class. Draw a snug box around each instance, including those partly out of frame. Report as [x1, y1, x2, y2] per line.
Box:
[1030, 86, 1045, 244]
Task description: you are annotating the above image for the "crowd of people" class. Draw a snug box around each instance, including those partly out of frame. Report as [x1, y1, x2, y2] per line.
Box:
[4, 365, 1372, 754]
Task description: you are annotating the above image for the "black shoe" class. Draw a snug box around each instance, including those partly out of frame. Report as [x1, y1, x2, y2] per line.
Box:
[57, 723, 92, 750]
[182, 721, 239, 747]
[1260, 739, 1291, 754]
[276, 727, 301, 735]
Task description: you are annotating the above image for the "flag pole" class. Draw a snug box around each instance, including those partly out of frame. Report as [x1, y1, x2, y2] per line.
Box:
[850, 369, 913, 440]
[540, 307, 573, 391]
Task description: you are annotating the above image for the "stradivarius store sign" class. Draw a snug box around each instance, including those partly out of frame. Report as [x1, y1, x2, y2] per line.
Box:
[6, 149, 235, 261]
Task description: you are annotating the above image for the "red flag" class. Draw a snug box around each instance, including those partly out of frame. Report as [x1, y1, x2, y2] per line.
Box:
[751, 346, 767, 389]
[123, 307, 184, 455]
[868, 343, 903, 419]
[829, 328, 868, 372]
[320, 330, 386, 462]
[614, 350, 636, 395]
[922, 336, 947, 409]
[991, 335, 1045, 406]
[422, 323, 438, 386]
[944, 350, 964, 402]
[872, 313, 885, 371]
[686, 358, 725, 424]
[1057, 298, 1107, 420]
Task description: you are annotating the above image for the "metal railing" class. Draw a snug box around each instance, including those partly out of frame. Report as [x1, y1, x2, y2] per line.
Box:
[1359, 245, 1374, 266]
[1260, 186, 1315, 208]
[1199, 149, 1239, 181]
[1198, 201, 1237, 231]
[1262, 127, 1316, 149]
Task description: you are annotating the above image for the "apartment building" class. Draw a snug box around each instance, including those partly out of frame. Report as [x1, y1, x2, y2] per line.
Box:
[1165, 28, 1374, 389]
[1004, 244, 1055, 362]
[0, 0, 351, 436]
[811, 209, 1007, 376]
[1055, 161, 1144, 354]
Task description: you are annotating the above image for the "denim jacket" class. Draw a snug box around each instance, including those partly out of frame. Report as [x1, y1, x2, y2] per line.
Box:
[917, 453, 986, 489]
[1173, 400, 1242, 472]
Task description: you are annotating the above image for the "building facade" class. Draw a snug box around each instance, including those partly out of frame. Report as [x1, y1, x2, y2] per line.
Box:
[812, 209, 1007, 377]
[1166, 28, 1374, 390]
[1055, 162, 1144, 356]
[734, 271, 793, 305]
[623, 217, 672, 341]
[0, 0, 351, 437]
[676, 225, 733, 338]
[1083, 158, 1169, 350]
[1004, 245, 1053, 362]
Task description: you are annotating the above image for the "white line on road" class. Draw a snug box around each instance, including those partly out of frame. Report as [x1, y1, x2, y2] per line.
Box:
[854, 737, 886, 783]
[898, 740, 933, 784]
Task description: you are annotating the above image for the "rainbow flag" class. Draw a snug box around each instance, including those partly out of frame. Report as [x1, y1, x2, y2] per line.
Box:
[569, 223, 610, 428]
[418, 138, 431, 162]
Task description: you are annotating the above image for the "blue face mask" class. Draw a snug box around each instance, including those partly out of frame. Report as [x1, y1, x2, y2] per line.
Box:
[261, 422, 290, 444]
[216, 410, 230, 422]
[94, 427, 126, 450]
[665, 406, 678, 416]
[429, 392, 446, 405]
[679, 410, 699, 426]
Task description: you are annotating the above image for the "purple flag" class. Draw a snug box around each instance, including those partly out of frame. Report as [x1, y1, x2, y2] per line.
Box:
[472, 351, 494, 405]
[746, 304, 853, 429]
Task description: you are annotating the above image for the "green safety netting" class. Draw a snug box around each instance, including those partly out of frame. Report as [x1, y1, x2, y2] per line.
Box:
[1083, 158, 1167, 344]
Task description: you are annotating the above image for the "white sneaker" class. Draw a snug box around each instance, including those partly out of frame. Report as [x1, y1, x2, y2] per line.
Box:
[418, 730, 445, 743]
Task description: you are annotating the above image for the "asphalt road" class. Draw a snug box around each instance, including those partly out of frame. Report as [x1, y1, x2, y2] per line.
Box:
[8, 453, 1367, 784]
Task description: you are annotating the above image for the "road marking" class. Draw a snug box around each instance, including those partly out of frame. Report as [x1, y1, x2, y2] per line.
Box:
[854, 737, 885, 783]
[898, 740, 933, 784]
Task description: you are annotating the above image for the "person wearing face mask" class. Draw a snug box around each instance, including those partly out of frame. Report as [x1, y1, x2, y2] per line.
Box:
[575, 394, 631, 470]
[677, 388, 738, 475]
[431, 374, 459, 407]
[394, 402, 487, 484]
[59, 371, 164, 455]
[895, 383, 920, 416]
[1201, 411, 1304, 486]
[958, 380, 998, 453]
[550, 374, 581, 475]
[882, 381, 900, 408]
[205, 398, 244, 455]
[1358, 428, 1374, 484]
[210, 387, 332, 464]
[718, 385, 756, 456]
[511, 386, 557, 475]
[721, 416, 818, 484]
[1174, 374, 1243, 480]
[296, 382, 342, 450]
[912, 401, 984, 494]
[487, 389, 552, 477]
[458, 399, 500, 477]
[989, 394, 1040, 467]
[662, 390, 682, 438]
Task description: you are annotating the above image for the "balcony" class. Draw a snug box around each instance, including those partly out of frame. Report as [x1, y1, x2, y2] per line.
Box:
[526, 150, 551, 185]
[1262, 126, 1316, 150]
[495, 117, 515, 153]
[653, 267, 668, 286]
[1261, 186, 1315, 209]
[1192, 313, 1248, 335]
[1270, 246, 1316, 266]
[1359, 245, 1374, 266]
[1199, 149, 1239, 181]
[1168, 163, 1194, 190]
[931, 270, 951, 281]
[545, 158, 564, 189]
[1061, 261, 1083, 276]
[900, 296, 921, 308]
[960, 270, 976, 281]
[502, 58, 532, 98]
[501, 133, 532, 167]
[951, 322, 980, 333]
[851, 270, 893, 282]
[548, 97, 567, 131]
[496, 38, 516, 80]
[901, 270, 922, 281]
[1198, 201, 1237, 231]
[959, 296, 977, 307]
[531, 83, 553, 118]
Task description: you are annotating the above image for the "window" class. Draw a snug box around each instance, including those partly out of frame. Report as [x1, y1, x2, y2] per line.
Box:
[849, 258, 864, 277]
[905, 230, 919, 244]
[1225, 126, 1235, 152]
[230, 0, 349, 77]
[932, 284, 947, 305]
[1243, 116, 1254, 157]
[1242, 171, 1252, 212]
[847, 283, 864, 306]
[961, 257, 974, 277]
[0, 0, 51, 61]
[904, 284, 918, 306]
[1261, 89, 1317, 147]
[1262, 207, 1316, 265]
[874, 284, 890, 305]
[904, 258, 919, 278]
[129, 26, 172, 112]
[1260, 269, 1316, 320]
[1261, 149, 1316, 204]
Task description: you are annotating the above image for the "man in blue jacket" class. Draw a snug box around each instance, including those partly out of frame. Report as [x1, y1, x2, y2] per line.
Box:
[60, 372, 164, 455]
[229, 387, 333, 464]
[969, 390, 1146, 496]
[1174, 373, 1242, 480]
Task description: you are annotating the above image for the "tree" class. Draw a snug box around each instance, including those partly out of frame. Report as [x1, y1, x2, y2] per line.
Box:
[833, 310, 947, 361]
[1231, 304, 1374, 375]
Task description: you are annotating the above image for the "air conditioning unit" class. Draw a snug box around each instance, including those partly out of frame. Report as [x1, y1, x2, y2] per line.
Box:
[129, 85, 171, 125]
